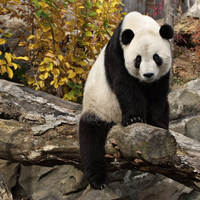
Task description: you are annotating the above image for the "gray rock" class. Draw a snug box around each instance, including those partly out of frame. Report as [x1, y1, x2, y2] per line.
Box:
[178, 190, 200, 200]
[0, 160, 19, 191]
[81, 188, 120, 200]
[169, 79, 200, 120]
[70, 171, 192, 200]
[18, 164, 87, 199]
[169, 115, 200, 135]
[0, 14, 30, 57]
[169, 79, 200, 135]
[107, 171, 192, 200]
[185, 116, 200, 142]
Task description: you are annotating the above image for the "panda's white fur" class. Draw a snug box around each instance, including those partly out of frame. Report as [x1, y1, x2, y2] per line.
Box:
[82, 46, 122, 123]
[82, 11, 171, 123]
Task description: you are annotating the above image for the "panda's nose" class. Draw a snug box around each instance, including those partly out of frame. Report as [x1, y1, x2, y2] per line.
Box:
[143, 73, 154, 78]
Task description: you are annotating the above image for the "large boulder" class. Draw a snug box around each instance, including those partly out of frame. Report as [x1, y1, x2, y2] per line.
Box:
[169, 79, 200, 135]
[0, 161, 193, 200]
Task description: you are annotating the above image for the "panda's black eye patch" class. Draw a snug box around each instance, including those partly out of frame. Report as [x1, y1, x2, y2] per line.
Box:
[135, 55, 142, 68]
[153, 54, 162, 66]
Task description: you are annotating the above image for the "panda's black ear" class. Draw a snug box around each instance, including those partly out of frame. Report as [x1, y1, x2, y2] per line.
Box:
[159, 24, 174, 39]
[121, 29, 135, 45]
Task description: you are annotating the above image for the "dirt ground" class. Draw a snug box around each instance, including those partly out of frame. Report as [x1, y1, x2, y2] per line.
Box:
[172, 15, 200, 88]
[173, 50, 199, 87]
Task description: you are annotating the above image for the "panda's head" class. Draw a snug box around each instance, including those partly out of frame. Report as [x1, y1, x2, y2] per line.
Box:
[120, 12, 173, 83]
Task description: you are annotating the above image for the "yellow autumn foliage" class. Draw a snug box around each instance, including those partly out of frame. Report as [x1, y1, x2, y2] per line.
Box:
[0, 0, 125, 103]
[0, 0, 29, 80]
[0, 50, 27, 79]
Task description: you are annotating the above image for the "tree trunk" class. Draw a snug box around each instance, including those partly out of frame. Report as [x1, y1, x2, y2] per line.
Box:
[164, 0, 174, 87]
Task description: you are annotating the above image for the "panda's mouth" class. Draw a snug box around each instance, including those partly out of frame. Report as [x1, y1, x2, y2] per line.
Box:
[143, 78, 155, 83]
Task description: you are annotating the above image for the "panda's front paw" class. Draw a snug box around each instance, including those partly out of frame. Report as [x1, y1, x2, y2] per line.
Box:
[86, 166, 109, 190]
[87, 173, 109, 190]
[90, 179, 108, 190]
[122, 115, 144, 127]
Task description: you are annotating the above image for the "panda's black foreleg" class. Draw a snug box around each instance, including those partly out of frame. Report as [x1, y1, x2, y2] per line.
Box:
[147, 100, 169, 130]
[78, 113, 114, 190]
[114, 83, 147, 127]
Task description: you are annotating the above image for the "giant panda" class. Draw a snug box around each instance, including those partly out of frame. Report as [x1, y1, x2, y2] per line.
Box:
[78, 11, 173, 190]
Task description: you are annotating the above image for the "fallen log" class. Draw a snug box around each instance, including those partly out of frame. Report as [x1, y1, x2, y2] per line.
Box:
[0, 79, 200, 190]
[108, 124, 200, 191]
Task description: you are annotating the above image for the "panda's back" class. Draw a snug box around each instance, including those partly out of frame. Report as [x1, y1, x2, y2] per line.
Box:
[82, 46, 122, 123]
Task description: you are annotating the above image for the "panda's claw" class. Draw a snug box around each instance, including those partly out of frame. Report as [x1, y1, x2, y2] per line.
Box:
[122, 115, 145, 126]
[100, 184, 108, 190]
[138, 117, 142, 122]
[90, 179, 109, 190]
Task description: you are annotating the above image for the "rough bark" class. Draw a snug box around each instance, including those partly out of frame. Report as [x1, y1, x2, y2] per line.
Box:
[164, 0, 174, 27]
[108, 124, 200, 191]
[1, 80, 200, 190]
[0, 79, 82, 165]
